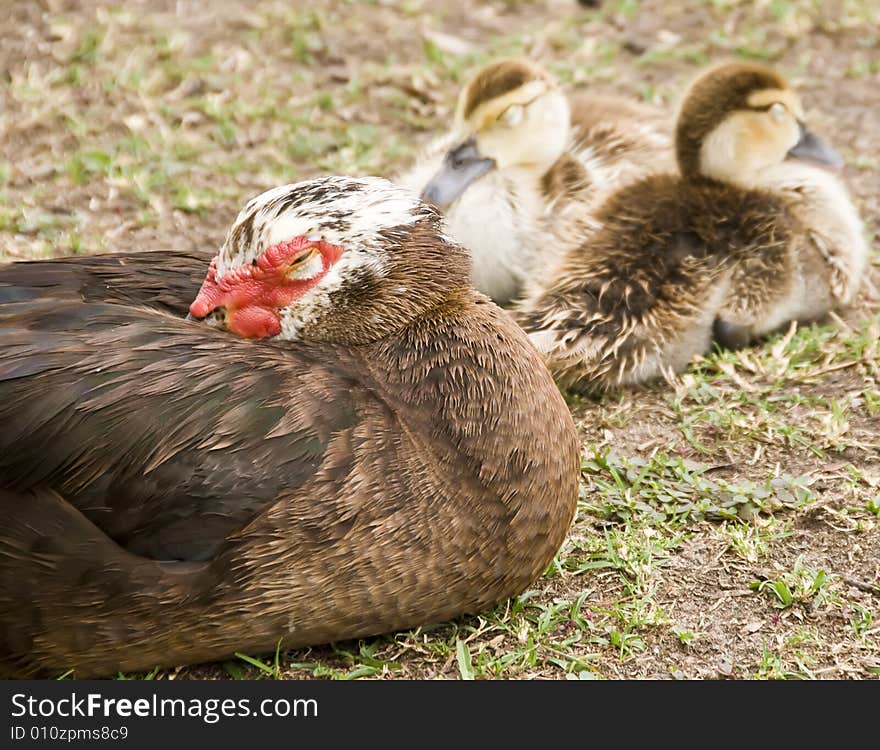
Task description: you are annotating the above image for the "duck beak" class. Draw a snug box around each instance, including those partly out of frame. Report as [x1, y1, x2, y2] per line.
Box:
[420, 136, 496, 208]
[787, 122, 843, 168]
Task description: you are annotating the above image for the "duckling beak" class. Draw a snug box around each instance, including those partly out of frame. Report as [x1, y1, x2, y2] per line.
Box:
[787, 122, 844, 168]
[420, 136, 496, 208]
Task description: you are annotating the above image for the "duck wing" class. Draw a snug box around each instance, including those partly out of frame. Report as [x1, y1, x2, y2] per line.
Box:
[0, 250, 213, 315]
[0, 296, 363, 562]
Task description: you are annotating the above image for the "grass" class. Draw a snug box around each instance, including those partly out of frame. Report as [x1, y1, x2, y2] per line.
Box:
[722, 518, 793, 563]
[2, 0, 879, 679]
[750, 557, 843, 610]
[582, 449, 816, 523]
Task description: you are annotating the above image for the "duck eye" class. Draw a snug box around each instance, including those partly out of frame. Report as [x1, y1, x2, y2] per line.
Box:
[769, 102, 787, 118]
[291, 248, 316, 265]
[499, 104, 524, 127]
[286, 247, 319, 278]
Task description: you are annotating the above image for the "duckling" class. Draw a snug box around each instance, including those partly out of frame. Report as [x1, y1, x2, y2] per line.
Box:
[0, 176, 579, 677]
[398, 58, 670, 305]
[516, 61, 868, 393]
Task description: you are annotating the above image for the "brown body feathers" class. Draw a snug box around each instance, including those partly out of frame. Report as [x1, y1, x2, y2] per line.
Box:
[0, 179, 580, 677]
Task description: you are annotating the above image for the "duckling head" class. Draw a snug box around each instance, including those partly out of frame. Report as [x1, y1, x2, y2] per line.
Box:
[676, 61, 842, 184]
[188, 176, 469, 344]
[420, 59, 571, 208]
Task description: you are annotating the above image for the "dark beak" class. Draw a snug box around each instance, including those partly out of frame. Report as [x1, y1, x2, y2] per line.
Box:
[787, 122, 843, 168]
[420, 136, 496, 208]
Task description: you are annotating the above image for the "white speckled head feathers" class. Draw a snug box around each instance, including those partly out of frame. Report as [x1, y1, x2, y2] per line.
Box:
[193, 176, 470, 345]
[216, 176, 437, 277]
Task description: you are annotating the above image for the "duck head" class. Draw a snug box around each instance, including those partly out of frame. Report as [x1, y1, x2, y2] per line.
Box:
[675, 61, 843, 184]
[420, 59, 571, 208]
[188, 176, 469, 344]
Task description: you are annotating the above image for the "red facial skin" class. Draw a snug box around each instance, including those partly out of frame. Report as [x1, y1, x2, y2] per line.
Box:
[189, 236, 344, 338]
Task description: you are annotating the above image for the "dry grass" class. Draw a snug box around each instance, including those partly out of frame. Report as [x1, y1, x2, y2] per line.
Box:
[2, 0, 878, 679]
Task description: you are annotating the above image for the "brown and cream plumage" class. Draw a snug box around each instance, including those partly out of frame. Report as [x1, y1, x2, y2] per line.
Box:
[398, 58, 670, 306]
[0, 176, 579, 678]
[516, 62, 868, 393]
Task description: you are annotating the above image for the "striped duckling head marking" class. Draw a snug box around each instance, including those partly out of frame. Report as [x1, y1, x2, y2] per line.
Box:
[421, 59, 572, 208]
[676, 61, 842, 183]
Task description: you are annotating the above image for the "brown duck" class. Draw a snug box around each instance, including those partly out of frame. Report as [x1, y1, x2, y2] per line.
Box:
[398, 58, 671, 306]
[516, 62, 868, 392]
[0, 176, 579, 678]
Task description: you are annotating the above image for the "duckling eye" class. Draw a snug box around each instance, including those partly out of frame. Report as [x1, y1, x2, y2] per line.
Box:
[769, 102, 787, 118]
[499, 104, 524, 128]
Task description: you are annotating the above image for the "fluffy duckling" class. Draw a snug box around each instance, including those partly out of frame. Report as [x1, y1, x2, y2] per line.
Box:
[517, 61, 868, 393]
[398, 58, 670, 305]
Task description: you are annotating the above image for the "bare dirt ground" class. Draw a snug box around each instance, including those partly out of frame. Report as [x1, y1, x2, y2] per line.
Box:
[1, 0, 878, 679]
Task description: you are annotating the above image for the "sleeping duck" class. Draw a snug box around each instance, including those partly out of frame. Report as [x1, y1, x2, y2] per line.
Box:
[0, 176, 579, 678]
[398, 58, 670, 306]
[516, 62, 868, 393]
